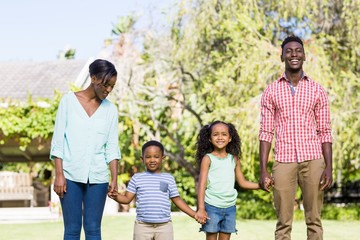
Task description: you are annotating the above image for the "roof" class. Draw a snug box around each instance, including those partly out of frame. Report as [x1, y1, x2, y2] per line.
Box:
[0, 59, 92, 101]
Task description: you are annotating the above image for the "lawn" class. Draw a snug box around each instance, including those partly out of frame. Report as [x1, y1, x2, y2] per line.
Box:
[0, 215, 359, 240]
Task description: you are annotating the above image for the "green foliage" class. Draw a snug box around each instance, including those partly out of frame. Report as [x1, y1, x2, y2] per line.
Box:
[321, 204, 360, 220]
[236, 197, 276, 220]
[0, 92, 61, 148]
[1, 0, 359, 220]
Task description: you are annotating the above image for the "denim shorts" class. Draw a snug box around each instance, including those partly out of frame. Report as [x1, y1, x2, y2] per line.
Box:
[199, 202, 237, 234]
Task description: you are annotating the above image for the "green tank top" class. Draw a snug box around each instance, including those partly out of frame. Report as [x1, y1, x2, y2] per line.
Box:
[205, 153, 238, 208]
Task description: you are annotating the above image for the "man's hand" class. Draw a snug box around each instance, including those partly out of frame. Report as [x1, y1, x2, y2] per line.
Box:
[260, 171, 273, 192]
[320, 167, 333, 191]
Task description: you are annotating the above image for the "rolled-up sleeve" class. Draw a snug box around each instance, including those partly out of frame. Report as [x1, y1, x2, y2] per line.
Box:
[105, 106, 121, 163]
[315, 87, 332, 143]
[50, 96, 67, 160]
[259, 86, 275, 143]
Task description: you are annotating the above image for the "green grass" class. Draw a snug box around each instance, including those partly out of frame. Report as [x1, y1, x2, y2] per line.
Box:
[0, 215, 359, 240]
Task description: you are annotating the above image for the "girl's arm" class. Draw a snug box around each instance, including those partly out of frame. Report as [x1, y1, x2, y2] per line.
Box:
[171, 196, 196, 218]
[197, 155, 211, 220]
[108, 191, 135, 204]
[235, 157, 260, 190]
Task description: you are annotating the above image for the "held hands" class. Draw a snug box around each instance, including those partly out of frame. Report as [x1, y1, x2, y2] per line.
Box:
[259, 172, 274, 192]
[107, 185, 119, 199]
[195, 209, 210, 224]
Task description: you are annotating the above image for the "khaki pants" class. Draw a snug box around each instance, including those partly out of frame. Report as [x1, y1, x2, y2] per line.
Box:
[133, 220, 173, 240]
[272, 159, 325, 240]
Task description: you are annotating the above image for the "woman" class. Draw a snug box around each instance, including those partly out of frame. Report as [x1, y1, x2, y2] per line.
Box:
[50, 59, 121, 240]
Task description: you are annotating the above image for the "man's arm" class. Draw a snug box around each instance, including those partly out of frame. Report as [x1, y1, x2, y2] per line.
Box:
[259, 141, 272, 192]
[320, 142, 333, 190]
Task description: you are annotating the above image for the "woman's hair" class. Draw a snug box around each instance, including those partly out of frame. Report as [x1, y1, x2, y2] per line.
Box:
[196, 120, 241, 166]
[89, 59, 117, 84]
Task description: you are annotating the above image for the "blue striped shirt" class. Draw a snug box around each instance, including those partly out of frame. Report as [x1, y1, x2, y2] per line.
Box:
[127, 172, 180, 223]
[50, 92, 121, 183]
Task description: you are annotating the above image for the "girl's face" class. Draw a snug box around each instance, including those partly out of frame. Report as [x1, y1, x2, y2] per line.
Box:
[210, 123, 231, 150]
[141, 145, 165, 173]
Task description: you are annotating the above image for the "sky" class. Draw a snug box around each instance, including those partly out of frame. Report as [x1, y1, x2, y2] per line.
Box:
[0, 0, 175, 62]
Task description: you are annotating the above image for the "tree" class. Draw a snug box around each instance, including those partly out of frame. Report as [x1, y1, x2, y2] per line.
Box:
[107, 0, 359, 204]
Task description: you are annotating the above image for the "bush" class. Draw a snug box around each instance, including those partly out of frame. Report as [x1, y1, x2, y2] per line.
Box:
[321, 204, 360, 220]
[236, 198, 276, 220]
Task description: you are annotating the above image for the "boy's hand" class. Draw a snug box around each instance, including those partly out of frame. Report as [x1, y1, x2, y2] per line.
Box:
[107, 190, 119, 199]
[195, 209, 210, 224]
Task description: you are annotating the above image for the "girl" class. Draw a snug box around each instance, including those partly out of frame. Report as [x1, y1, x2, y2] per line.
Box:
[196, 120, 266, 240]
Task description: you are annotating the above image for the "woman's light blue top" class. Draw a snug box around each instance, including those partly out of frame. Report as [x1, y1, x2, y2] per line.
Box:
[50, 92, 121, 184]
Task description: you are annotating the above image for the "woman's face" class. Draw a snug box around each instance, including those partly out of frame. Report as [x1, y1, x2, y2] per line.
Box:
[93, 75, 117, 100]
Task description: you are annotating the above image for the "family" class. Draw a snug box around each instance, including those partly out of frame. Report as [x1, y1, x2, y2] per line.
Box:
[50, 35, 333, 240]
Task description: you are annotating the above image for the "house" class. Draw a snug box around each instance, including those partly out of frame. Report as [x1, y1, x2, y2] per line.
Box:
[0, 59, 92, 102]
[0, 59, 93, 163]
[0, 59, 92, 207]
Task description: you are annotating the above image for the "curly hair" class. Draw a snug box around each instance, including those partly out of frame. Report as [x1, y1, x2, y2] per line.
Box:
[195, 120, 242, 166]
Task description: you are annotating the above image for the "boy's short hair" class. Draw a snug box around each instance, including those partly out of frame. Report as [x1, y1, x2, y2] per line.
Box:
[281, 35, 304, 50]
[142, 140, 164, 155]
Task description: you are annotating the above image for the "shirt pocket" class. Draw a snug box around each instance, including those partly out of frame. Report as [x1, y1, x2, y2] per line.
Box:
[159, 182, 168, 193]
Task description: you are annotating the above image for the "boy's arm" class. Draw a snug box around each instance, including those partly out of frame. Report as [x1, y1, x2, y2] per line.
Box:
[235, 157, 260, 190]
[171, 196, 196, 218]
[108, 191, 135, 204]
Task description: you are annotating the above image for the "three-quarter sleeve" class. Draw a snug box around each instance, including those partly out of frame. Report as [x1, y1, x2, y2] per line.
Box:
[105, 105, 121, 163]
[315, 87, 332, 143]
[50, 95, 68, 160]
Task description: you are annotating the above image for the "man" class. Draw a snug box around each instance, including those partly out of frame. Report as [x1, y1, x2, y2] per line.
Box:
[258, 35, 333, 240]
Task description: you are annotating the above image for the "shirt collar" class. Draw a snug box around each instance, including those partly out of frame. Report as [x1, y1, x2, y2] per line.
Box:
[279, 71, 308, 82]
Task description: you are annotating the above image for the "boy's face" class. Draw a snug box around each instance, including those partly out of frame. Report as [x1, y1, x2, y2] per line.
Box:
[141, 145, 164, 173]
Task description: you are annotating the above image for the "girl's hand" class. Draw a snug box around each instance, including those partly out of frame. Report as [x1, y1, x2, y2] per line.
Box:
[264, 176, 274, 190]
[260, 171, 273, 192]
[195, 209, 209, 224]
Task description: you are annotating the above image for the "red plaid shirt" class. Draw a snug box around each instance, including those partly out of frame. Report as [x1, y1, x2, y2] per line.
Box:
[259, 73, 332, 163]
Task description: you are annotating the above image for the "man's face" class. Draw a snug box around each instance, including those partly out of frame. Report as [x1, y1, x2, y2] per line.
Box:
[281, 41, 306, 72]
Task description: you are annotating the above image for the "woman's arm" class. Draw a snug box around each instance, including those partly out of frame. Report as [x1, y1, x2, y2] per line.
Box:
[53, 157, 66, 198]
[108, 159, 119, 194]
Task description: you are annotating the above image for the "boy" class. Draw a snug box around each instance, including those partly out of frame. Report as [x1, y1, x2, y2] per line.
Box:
[108, 140, 202, 240]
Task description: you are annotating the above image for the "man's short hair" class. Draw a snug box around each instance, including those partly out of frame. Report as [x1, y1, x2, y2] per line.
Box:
[281, 35, 304, 50]
[142, 140, 164, 155]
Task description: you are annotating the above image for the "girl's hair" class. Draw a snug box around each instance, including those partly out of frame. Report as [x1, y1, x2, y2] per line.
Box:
[196, 120, 241, 166]
[89, 59, 117, 84]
